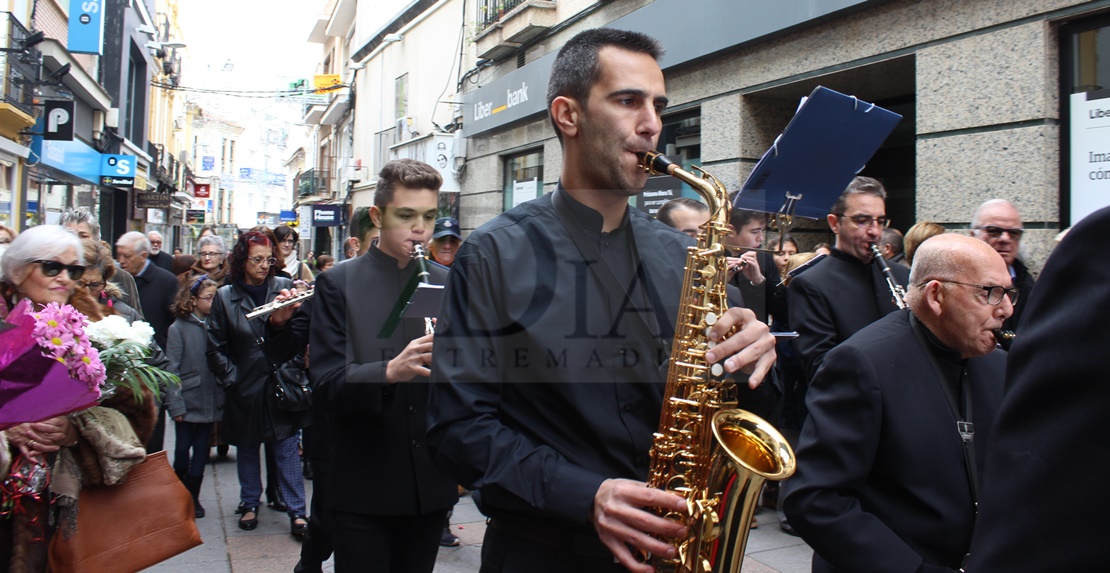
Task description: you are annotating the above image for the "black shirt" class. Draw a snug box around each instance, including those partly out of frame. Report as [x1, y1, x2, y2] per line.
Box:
[427, 185, 700, 529]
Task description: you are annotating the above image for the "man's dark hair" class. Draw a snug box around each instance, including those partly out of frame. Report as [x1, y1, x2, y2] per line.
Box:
[349, 206, 375, 243]
[881, 227, 904, 255]
[546, 28, 664, 143]
[830, 176, 887, 216]
[374, 159, 443, 212]
[656, 197, 708, 228]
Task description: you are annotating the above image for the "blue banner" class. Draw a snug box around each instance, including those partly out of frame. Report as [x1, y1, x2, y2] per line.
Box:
[202, 156, 215, 170]
[68, 0, 105, 55]
[279, 210, 296, 222]
[239, 167, 252, 180]
[100, 154, 136, 177]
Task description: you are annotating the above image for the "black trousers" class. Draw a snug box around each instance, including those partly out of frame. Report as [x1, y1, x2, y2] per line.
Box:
[480, 518, 625, 573]
[299, 456, 333, 567]
[332, 510, 446, 573]
[145, 404, 166, 453]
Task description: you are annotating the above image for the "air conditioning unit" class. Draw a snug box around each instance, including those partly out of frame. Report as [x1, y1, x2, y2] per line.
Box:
[395, 116, 413, 142]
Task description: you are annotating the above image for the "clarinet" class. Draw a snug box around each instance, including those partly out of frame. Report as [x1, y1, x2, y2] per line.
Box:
[870, 244, 907, 309]
[412, 243, 435, 335]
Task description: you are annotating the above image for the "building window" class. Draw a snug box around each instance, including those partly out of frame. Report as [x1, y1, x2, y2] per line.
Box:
[1063, 14, 1110, 225]
[395, 73, 408, 119]
[503, 149, 543, 212]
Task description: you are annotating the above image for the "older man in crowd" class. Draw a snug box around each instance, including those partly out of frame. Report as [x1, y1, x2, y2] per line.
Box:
[147, 231, 174, 271]
[969, 199, 1034, 333]
[784, 234, 1015, 573]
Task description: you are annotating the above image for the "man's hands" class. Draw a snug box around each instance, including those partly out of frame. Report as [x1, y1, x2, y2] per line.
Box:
[726, 251, 764, 285]
[6, 417, 80, 463]
[592, 478, 688, 573]
[385, 333, 434, 384]
[704, 306, 776, 389]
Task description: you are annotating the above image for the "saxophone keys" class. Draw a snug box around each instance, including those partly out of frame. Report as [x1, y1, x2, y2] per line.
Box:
[711, 363, 724, 377]
[704, 312, 718, 325]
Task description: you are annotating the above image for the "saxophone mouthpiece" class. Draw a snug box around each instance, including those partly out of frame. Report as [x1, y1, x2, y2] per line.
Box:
[638, 150, 675, 175]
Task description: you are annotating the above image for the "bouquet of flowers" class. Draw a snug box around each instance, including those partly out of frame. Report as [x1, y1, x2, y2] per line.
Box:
[0, 301, 103, 430]
[85, 314, 179, 400]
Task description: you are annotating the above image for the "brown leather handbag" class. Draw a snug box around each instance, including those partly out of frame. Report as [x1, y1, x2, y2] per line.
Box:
[49, 451, 203, 572]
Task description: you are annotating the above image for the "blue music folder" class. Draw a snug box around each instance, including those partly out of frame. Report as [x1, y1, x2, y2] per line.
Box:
[734, 86, 902, 220]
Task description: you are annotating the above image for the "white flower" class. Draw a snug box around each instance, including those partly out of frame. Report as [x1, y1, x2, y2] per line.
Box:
[86, 315, 132, 346]
[124, 321, 154, 346]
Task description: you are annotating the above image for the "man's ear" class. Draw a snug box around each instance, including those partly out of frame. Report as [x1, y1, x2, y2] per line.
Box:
[550, 96, 580, 139]
[369, 205, 384, 229]
[827, 213, 840, 235]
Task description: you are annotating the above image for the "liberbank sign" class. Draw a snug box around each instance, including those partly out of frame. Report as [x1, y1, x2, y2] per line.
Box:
[462, 0, 872, 137]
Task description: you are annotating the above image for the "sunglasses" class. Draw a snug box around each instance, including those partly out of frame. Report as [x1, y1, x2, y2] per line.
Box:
[34, 260, 86, 280]
[974, 226, 1023, 240]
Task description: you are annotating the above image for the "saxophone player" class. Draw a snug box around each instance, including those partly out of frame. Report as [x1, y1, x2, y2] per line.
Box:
[783, 234, 1014, 573]
[426, 29, 776, 573]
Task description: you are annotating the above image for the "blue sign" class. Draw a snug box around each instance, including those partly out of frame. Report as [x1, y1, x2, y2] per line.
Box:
[239, 167, 252, 180]
[279, 210, 297, 222]
[31, 135, 101, 184]
[100, 154, 136, 177]
[202, 156, 215, 170]
[67, 0, 104, 55]
[270, 174, 286, 186]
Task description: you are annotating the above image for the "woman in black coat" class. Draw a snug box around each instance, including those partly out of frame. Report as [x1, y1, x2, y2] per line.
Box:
[206, 230, 308, 536]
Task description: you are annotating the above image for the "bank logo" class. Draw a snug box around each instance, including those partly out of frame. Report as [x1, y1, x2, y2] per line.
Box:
[474, 81, 529, 121]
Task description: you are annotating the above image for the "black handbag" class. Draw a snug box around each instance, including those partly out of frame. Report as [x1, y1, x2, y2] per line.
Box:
[255, 336, 312, 412]
[272, 365, 311, 412]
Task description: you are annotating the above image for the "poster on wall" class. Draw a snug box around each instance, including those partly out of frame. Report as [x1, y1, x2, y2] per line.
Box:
[512, 178, 538, 208]
[1069, 91, 1110, 225]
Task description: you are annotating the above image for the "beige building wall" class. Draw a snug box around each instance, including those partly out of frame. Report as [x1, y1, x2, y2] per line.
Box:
[459, 0, 1100, 272]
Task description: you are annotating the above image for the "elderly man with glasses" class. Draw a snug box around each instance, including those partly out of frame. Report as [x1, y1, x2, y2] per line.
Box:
[784, 233, 1013, 573]
[788, 176, 911, 385]
[969, 199, 1035, 335]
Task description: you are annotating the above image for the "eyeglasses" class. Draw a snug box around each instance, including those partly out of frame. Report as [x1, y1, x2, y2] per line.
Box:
[33, 260, 86, 280]
[246, 256, 278, 266]
[198, 251, 222, 259]
[279, 239, 296, 245]
[840, 214, 891, 229]
[78, 280, 106, 290]
[974, 225, 1023, 240]
[194, 294, 215, 301]
[918, 279, 1019, 305]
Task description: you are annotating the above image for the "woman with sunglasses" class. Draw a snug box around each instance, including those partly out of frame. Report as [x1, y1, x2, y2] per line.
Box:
[0, 226, 158, 571]
[206, 231, 308, 537]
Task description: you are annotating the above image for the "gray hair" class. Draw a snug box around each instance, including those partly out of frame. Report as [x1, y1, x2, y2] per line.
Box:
[116, 231, 151, 255]
[1, 225, 84, 286]
[970, 199, 1019, 228]
[196, 235, 226, 254]
[58, 208, 101, 240]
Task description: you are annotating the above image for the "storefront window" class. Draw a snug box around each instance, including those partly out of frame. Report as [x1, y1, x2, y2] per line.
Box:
[0, 162, 12, 230]
[503, 149, 543, 213]
[1064, 15, 1110, 225]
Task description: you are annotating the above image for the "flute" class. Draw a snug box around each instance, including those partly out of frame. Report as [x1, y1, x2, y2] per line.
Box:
[246, 288, 315, 319]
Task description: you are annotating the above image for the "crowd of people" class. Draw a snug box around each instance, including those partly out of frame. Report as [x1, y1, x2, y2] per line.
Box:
[0, 25, 1104, 573]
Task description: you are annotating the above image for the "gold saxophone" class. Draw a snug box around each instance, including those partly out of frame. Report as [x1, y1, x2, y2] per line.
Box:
[640, 151, 796, 573]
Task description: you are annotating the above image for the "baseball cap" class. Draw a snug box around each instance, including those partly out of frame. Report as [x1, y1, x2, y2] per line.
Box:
[432, 217, 461, 240]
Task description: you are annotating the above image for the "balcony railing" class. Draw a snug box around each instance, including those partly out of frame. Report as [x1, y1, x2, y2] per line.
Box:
[477, 0, 529, 31]
[0, 12, 40, 117]
[297, 168, 315, 197]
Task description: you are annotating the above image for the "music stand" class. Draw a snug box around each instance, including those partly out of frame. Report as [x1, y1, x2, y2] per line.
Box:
[733, 86, 903, 251]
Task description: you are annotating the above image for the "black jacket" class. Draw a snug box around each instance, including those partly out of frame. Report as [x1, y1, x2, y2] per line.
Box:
[783, 310, 1006, 573]
[964, 206, 1110, 572]
[1002, 258, 1036, 333]
[149, 250, 174, 272]
[206, 276, 303, 446]
[133, 262, 179, 349]
[294, 247, 457, 517]
[788, 248, 909, 382]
